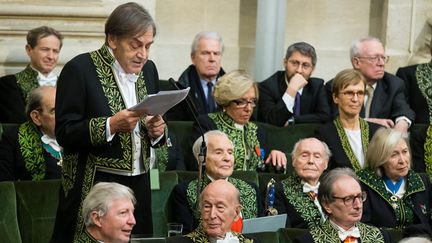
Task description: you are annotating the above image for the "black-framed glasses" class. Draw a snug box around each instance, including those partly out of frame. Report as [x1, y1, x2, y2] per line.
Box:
[341, 90, 365, 99]
[355, 55, 389, 64]
[288, 60, 313, 70]
[333, 191, 367, 206]
[232, 98, 257, 108]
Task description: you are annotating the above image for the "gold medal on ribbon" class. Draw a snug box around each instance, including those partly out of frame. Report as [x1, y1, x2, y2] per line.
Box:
[390, 195, 398, 208]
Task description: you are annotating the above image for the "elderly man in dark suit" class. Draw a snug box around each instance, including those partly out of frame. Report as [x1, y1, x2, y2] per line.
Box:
[50, 3, 165, 242]
[258, 42, 331, 126]
[396, 38, 432, 124]
[325, 37, 415, 132]
[166, 31, 225, 121]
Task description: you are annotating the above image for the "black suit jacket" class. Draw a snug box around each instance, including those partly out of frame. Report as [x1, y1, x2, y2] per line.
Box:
[396, 64, 430, 124]
[325, 72, 415, 123]
[0, 75, 28, 123]
[258, 71, 331, 126]
[166, 65, 225, 121]
[315, 120, 382, 170]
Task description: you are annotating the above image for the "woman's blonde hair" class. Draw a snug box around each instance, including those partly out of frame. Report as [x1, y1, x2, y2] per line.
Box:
[213, 70, 258, 107]
[366, 128, 410, 177]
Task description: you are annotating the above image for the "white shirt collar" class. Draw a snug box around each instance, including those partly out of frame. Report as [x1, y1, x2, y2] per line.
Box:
[209, 232, 239, 243]
[31, 66, 57, 86]
[329, 220, 360, 241]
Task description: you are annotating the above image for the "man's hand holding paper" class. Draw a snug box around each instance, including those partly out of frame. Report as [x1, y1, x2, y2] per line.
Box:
[129, 87, 190, 116]
[145, 115, 165, 139]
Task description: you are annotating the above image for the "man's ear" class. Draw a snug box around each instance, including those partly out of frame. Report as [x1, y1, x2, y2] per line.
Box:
[25, 44, 32, 56]
[107, 34, 117, 50]
[352, 58, 360, 69]
[91, 211, 103, 227]
[30, 110, 42, 126]
[322, 202, 331, 215]
[233, 205, 241, 221]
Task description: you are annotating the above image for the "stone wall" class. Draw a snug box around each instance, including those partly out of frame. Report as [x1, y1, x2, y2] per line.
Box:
[0, 0, 430, 81]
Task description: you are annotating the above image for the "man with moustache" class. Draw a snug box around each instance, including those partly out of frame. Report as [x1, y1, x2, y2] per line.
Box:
[295, 168, 392, 243]
[0, 26, 63, 123]
[258, 42, 330, 126]
[167, 31, 225, 121]
[51, 2, 165, 242]
[325, 37, 414, 132]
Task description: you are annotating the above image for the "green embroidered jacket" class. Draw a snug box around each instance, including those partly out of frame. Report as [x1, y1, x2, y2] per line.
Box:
[209, 112, 263, 171]
[186, 176, 260, 223]
[309, 220, 385, 243]
[18, 121, 46, 181]
[357, 168, 427, 228]
[15, 65, 39, 102]
[185, 224, 255, 243]
[280, 175, 323, 228]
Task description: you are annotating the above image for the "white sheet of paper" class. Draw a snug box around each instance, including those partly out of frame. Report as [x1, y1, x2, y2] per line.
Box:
[129, 87, 190, 116]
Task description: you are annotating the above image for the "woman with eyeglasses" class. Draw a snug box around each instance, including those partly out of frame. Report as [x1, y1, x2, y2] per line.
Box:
[189, 69, 287, 172]
[315, 69, 382, 171]
[357, 128, 432, 237]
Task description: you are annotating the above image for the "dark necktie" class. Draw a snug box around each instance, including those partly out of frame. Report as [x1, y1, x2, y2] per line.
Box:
[207, 82, 215, 113]
[294, 92, 301, 116]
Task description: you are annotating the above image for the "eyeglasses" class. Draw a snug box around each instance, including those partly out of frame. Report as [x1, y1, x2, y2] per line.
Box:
[355, 55, 389, 64]
[341, 90, 365, 99]
[232, 98, 257, 108]
[333, 191, 367, 206]
[288, 60, 313, 70]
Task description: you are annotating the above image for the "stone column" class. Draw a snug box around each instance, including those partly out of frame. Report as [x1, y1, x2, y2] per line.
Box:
[253, 0, 286, 82]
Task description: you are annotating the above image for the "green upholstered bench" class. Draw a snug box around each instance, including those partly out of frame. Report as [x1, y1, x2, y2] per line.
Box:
[151, 171, 179, 237]
[167, 121, 195, 170]
[258, 122, 319, 174]
[14, 179, 61, 243]
[0, 181, 22, 243]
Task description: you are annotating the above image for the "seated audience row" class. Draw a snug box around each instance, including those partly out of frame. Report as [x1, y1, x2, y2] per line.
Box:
[0, 26, 430, 130]
[167, 34, 426, 137]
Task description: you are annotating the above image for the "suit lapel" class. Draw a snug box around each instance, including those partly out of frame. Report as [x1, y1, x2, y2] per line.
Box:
[370, 81, 387, 118]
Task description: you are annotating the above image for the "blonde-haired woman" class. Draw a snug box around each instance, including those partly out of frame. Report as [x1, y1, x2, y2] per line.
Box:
[357, 128, 432, 236]
[189, 70, 286, 172]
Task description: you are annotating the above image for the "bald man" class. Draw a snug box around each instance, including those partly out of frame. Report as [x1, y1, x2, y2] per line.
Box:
[171, 179, 258, 243]
[0, 86, 62, 181]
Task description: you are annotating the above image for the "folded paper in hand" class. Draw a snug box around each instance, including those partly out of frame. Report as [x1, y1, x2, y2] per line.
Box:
[129, 87, 190, 116]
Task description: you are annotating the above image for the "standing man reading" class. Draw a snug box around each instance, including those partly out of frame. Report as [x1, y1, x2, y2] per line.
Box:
[51, 2, 165, 242]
